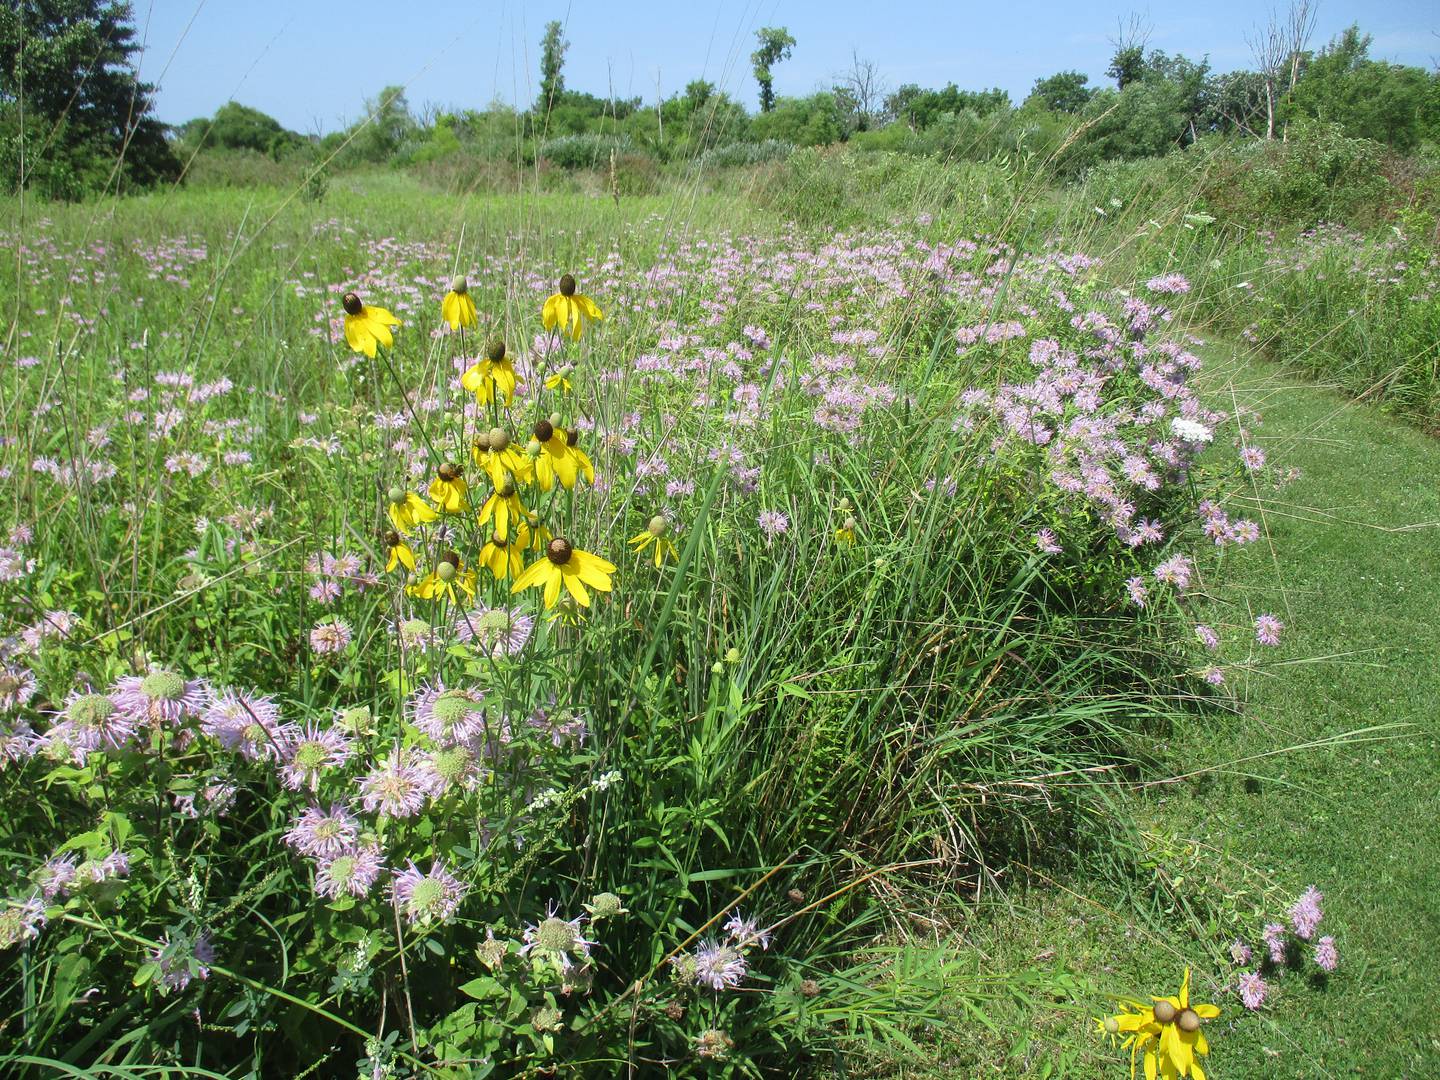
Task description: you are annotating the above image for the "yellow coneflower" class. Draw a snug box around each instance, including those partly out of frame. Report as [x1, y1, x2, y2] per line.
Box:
[461, 339, 517, 406]
[408, 552, 476, 605]
[342, 291, 401, 359]
[382, 530, 416, 573]
[541, 274, 603, 342]
[477, 478, 533, 541]
[834, 515, 858, 546]
[563, 427, 595, 485]
[428, 463, 470, 514]
[512, 537, 615, 609]
[544, 364, 574, 393]
[1098, 969, 1219, 1080]
[529, 416, 580, 492]
[441, 275, 478, 332]
[628, 515, 679, 568]
[472, 428, 534, 489]
[478, 524, 530, 580]
[387, 486, 439, 534]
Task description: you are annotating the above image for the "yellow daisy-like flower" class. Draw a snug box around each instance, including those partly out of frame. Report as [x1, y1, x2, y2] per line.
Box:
[834, 515, 858, 545]
[386, 486, 439, 534]
[428, 463, 470, 514]
[478, 524, 531, 580]
[544, 364, 574, 393]
[529, 418, 582, 492]
[512, 537, 615, 609]
[382, 530, 416, 573]
[628, 515, 679, 568]
[441, 275, 478, 331]
[1100, 970, 1219, 1080]
[342, 291, 401, 359]
[477, 480, 534, 541]
[471, 428, 534, 489]
[461, 339, 517, 406]
[407, 552, 476, 606]
[541, 274, 603, 342]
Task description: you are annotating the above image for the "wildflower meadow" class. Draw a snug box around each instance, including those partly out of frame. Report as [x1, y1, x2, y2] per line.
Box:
[3, 3, 1439, 1077]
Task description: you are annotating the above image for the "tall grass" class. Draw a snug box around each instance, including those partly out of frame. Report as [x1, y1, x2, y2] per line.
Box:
[0, 150, 1280, 1076]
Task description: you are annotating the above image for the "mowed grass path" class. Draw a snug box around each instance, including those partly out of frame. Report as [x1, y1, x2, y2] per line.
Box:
[1152, 342, 1440, 1077]
[883, 342, 1440, 1079]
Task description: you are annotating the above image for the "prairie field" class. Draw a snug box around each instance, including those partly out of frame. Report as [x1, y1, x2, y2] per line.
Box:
[3, 5, 1440, 1077]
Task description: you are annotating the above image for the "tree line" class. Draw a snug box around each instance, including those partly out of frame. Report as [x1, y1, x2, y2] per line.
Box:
[3, 2, 1438, 199]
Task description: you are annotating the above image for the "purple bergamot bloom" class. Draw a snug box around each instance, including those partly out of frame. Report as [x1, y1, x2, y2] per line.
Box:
[455, 605, 535, 658]
[692, 939, 748, 991]
[409, 682, 490, 745]
[314, 843, 385, 901]
[1254, 614, 1284, 647]
[1237, 970, 1268, 1010]
[359, 746, 433, 818]
[1314, 935, 1338, 972]
[204, 688, 288, 761]
[112, 670, 207, 728]
[279, 721, 353, 791]
[390, 860, 468, 927]
[1289, 886, 1323, 940]
[284, 803, 360, 859]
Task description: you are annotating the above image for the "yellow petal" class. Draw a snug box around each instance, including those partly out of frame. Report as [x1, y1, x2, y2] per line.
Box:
[573, 550, 617, 575]
[562, 566, 591, 607]
[543, 568, 562, 609]
[511, 558, 549, 594]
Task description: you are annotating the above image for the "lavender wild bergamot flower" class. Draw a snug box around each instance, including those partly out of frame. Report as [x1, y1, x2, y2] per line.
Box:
[314, 843, 385, 901]
[112, 670, 207, 728]
[391, 860, 468, 927]
[285, 803, 361, 859]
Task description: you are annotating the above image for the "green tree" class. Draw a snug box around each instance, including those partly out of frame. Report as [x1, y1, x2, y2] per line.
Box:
[0, 0, 180, 196]
[538, 20, 568, 111]
[883, 83, 1009, 130]
[339, 85, 417, 163]
[1289, 26, 1440, 150]
[1107, 45, 1147, 90]
[1030, 71, 1094, 113]
[182, 102, 302, 158]
[751, 27, 796, 114]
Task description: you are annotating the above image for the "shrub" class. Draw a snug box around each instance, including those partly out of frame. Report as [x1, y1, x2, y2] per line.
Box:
[539, 132, 637, 170]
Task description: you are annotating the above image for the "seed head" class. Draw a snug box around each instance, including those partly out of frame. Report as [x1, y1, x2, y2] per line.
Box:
[342, 292, 364, 316]
[437, 462, 461, 482]
[498, 479, 517, 498]
[140, 671, 186, 701]
[548, 411, 563, 428]
[1103, 1016, 1120, 1034]
[533, 419, 555, 444]
[1177, 1008, 1201, 1033]
[546, 538, 574, 566]
[488, 427, 510, 452]
[1151, 1000, 1178, 1025]
[473, 432, 492, 453]
[786, 888, 805, 906]
[485, 339, 506, 363]
[384, 530, 401, 547]
[800, 978, 821, 998]
[558, 274, 577, 297]
[387, 486, 406, 505]
[449, 275, 468, 295]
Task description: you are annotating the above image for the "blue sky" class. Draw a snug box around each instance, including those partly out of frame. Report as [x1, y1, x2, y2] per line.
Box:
[135, 1, 1438, 133]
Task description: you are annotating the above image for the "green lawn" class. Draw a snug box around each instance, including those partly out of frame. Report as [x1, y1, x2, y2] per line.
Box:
[868, 340, 1440, 1078]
